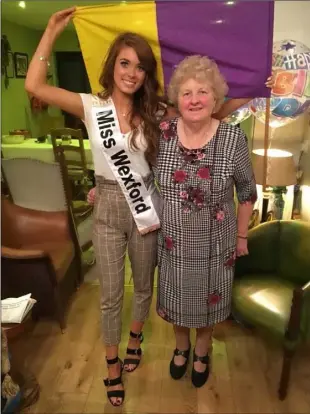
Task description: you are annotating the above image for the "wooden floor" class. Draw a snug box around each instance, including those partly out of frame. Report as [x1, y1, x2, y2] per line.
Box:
[11, 282, 310, 414]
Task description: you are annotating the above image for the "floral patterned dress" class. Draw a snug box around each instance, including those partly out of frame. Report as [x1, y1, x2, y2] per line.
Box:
[153, 118, 257, 328]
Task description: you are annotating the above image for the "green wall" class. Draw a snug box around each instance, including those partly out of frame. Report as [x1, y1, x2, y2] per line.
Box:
[1, 20, 41, 135]
[240, 116, 254, 141]
[1, 20, 79, 137]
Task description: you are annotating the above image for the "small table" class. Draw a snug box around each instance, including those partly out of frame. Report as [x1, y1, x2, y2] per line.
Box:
[2, 138, 94, 170]
[2, 312, 34, 341]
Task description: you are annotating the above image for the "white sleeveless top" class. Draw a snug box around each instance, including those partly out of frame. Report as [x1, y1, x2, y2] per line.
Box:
[79, 93, 153, 180]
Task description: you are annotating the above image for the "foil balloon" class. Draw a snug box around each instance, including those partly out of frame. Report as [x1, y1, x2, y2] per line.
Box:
[250, 39, 310, 128]
[249, 96, 294, 128]
[223, 103, 252, 126]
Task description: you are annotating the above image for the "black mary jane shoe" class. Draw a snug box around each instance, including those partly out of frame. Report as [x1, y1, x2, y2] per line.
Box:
[191, 350, 210, 388]
[104, 356, 125, 406]
[169, 346, 191, 380]
[123, 331, 144, 373]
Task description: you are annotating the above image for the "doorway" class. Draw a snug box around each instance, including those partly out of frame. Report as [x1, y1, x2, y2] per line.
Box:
[55, 51, 91, 137]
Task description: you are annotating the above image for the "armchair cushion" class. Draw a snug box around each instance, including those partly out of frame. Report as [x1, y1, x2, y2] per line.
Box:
[233, 274, 295, 338]
[22, 241, 74, 282]
[1, 198, 70, 248]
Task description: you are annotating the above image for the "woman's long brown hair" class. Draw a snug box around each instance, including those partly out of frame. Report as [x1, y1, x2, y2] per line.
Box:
[99, 32, 164, 165]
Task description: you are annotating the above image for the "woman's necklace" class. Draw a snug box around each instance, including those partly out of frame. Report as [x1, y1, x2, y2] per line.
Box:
[116, 107, 133, 138]
[119, 107, 132, 118]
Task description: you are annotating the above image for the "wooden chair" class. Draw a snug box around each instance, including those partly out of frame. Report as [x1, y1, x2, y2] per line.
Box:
[52, 143, 94, 265]
[1, 157, 84, 332]
[50, 127, 88, 181]
[50, 127, 93, 217]
[55, 146, 94, 253]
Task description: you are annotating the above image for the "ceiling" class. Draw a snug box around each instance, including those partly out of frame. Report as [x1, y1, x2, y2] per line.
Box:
[1, 1, 133, 31]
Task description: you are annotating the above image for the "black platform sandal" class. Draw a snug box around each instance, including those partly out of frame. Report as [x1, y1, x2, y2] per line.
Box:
[191, 350, 210, 388]
[124, 331, 144, 373]
[169, 346, 191, 380]
[103, 356, 125, 406]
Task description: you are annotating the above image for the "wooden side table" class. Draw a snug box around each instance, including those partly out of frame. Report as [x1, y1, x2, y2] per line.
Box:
[2, 312, 34, 341]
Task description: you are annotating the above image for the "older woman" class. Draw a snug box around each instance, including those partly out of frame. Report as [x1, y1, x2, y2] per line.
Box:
[154, 55, 257, 388]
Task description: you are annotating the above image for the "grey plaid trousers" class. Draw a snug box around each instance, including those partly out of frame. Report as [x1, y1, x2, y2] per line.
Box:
[93, 176, 158, 346]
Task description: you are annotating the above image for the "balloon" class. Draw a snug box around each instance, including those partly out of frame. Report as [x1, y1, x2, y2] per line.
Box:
[250, 39, 310, 128]
[272, 98, 301, 117]
[223, 103, 252, 126]
[273, 39, 310, 57]
[249, 97, 290, 128]
[249, 112, 295, 128]
[249, 97, 281, 113]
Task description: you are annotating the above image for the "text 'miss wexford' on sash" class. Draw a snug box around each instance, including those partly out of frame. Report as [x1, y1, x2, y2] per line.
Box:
[91, 97, 161, 235]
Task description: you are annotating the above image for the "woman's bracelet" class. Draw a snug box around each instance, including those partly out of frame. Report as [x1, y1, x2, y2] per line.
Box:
[237, 235, 248, 239]
[39, 56, 50, 67]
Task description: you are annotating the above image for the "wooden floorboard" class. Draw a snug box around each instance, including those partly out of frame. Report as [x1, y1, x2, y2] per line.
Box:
[10, 282, 310, 414]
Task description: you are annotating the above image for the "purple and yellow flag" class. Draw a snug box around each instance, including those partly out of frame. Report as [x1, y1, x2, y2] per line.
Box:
[73, 1, 274, 98]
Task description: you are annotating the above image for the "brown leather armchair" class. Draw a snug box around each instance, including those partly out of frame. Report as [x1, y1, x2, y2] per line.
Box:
[1, 197, 80, 332]
[2, 150, 93, 264]
[1, 151, 86, 333]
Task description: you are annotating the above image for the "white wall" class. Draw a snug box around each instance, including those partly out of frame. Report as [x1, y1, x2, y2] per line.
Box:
[273, 1, 310, 45]
[252, 1, 310, 161]
[301, 113, 310, 221]
[252, 1, 310, 142]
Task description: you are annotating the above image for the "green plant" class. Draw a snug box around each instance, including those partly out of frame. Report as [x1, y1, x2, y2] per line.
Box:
[1, 35, 12, 88]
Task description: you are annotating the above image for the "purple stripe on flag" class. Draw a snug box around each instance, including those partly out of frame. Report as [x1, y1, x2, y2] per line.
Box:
[155, 1, 274, 98]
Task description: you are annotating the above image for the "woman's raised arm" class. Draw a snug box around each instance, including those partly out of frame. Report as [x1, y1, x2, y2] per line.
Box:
[213, 74, 275, 120]
[25, 7, 84, 119]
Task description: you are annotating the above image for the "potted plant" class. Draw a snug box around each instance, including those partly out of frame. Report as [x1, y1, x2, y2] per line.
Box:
[1, 35, 12, 88]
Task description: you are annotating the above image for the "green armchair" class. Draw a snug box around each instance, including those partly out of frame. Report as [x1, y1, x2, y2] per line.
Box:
[232, 220, 310, 400]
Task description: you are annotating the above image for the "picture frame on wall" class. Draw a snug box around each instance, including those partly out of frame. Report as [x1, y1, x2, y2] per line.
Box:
[6, 51, 14, 78]
[14, 52, 28, 78]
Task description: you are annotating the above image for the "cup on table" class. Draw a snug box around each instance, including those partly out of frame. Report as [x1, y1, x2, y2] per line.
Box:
[36, 136, 46, 143]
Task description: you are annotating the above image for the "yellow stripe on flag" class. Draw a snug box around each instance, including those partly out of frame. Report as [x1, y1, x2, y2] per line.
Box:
[73, 3, 164, 95]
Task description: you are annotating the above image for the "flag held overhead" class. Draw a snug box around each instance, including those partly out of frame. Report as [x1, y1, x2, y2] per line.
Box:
[73, 1, 274, 98]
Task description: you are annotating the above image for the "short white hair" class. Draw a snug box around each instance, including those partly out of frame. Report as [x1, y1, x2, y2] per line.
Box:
[167, 55, 229, 112]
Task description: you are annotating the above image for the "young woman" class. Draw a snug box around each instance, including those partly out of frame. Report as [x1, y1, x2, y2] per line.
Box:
[25, 7, 164, 407]
[26, 7, 273, 406]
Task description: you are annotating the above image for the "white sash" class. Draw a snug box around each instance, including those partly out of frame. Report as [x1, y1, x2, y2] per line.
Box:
[91, 97, 160, 235]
